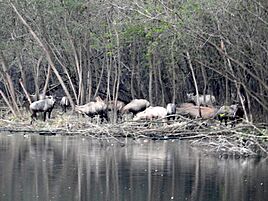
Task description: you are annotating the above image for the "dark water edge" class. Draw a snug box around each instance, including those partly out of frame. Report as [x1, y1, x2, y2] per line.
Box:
[0, 133, 267, 201]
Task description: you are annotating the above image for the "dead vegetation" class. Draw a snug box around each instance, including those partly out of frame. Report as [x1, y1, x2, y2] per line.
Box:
[0, 109, 267, 157]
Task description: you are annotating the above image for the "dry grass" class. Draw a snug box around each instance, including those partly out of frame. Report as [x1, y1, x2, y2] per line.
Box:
[0, 108, 268, 157]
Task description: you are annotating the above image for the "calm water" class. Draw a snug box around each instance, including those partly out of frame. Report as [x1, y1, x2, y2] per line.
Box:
[0, 133, 267, 201]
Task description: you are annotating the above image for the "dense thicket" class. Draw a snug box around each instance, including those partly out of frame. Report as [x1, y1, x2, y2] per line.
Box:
[0, 0, 267, 122]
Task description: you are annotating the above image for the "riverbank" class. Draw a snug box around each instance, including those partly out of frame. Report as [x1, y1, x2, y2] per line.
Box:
[0, 110, 268, 157]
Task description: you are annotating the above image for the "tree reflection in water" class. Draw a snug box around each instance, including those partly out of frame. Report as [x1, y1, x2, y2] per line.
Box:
[0, 133, 267, 201]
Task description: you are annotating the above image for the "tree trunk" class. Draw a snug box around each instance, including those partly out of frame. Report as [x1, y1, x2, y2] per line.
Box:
[221, 39, 249, 122]
[94, 61, 105, 99]
[186, 51, 201, 117]
[0, 51, 21, 115]
[201, 65, 207, 104]
[83, 43, 91, 104]
[171, 39, 176, 104]
[105, 52, 111, 101]
[0, 89, 17, 116]
[65, 22, 81, 104]
[42, 64, 51, 96]
[10, 2, 75, 110]
[52, 48, 78, 104]
[112, 27, 121, 123]
[19, 79, 32, 105]
[34, 55, 43, 97]
[78, 42, 84, 104]
[148, 54, 153, 104]
[158, 63, 165, 106]
[18, 56, 27, 91]
[130, 43, 136, 99]
[153, 55, 158, 104]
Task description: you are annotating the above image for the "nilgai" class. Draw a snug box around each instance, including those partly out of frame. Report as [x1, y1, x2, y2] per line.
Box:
[30, 96, 56, 123]
[187, 93, 216, 106]
[215, 104, 244, 126]
[166, 103, 176, 120]
[60, 96, 70, 113]
[74, 96, 108, 121]
[107, 100, 125, 113]
[133, 106, 167, 121]
[122, 99, 150, 116]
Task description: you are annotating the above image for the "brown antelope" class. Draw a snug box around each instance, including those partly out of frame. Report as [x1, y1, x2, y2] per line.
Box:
[176, 103, 217, 119]
[177, 102, 244, 126]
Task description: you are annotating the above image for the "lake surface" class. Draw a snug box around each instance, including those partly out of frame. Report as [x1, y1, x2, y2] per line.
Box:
[0, 133, 267, 201]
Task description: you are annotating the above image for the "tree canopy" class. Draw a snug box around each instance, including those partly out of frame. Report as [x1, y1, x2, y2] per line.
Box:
[0, 0, 267, 122]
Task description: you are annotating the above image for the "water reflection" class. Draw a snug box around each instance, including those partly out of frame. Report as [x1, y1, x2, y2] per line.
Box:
[0, 133, 267, 201]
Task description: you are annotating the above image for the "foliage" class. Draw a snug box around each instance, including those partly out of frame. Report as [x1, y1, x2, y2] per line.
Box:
[0, 0, 267, 122]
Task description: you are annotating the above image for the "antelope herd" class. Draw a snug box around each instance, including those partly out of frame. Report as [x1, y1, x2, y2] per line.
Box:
[27, 92, 245, 127]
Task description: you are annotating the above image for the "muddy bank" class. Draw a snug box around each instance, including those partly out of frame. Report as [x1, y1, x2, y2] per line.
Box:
[0, 110, 268, 157]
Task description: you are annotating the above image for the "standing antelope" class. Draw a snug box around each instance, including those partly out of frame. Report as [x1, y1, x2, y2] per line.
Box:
[30, 96, 56, 123]
[187, 93, 216, 106]
[215, 104, 244, 127]
[166, 103, 176, 120]
[60, 96, 70, 113]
